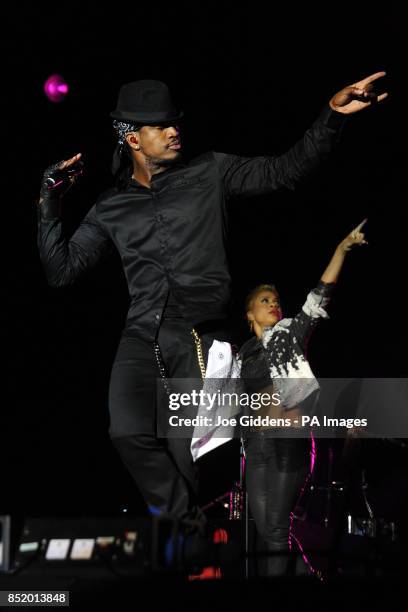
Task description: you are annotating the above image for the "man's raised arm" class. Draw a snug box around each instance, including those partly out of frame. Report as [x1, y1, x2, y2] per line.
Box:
[214, 72, 387, 199]
[37, 153, 112, 287]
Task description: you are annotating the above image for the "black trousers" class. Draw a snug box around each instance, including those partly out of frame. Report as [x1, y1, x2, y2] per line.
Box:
[245, 433, 310, 576]
[108, 318, 214, 518]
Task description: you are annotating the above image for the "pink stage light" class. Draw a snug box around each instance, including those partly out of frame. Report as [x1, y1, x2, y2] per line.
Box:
[44, 74, 69, 103]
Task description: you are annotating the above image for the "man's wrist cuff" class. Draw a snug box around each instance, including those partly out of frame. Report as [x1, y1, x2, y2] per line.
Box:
[318, 105, 348, 129]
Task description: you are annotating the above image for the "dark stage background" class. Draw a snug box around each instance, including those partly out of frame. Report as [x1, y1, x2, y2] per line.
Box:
[1, 4, 405, 522]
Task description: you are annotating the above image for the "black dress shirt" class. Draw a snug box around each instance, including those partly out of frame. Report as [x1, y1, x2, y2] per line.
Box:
[37, 107, 345, 342]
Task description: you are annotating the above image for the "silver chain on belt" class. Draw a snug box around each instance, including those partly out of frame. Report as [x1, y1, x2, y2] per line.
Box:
[154, 327, 206, 395]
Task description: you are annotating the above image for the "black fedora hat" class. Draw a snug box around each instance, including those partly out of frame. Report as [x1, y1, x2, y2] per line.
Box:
[110, 79, 183, 124]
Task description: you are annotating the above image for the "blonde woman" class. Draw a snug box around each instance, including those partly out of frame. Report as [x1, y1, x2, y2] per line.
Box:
[239, 221, 367, 576]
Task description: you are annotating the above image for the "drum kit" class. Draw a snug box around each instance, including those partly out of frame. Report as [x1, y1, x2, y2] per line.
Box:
[201, 435, 408, 577]
[291, 435, 408, 576]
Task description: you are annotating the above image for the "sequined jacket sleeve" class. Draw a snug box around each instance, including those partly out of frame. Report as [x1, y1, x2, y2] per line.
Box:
[281, 281, 335, 353]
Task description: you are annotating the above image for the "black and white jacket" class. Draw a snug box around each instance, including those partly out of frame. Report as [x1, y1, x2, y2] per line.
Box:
[239, 281, 334, 408]
[191, 282, 334, 460]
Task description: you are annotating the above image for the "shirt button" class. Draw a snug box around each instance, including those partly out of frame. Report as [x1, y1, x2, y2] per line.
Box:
[155, 314, 160, 320]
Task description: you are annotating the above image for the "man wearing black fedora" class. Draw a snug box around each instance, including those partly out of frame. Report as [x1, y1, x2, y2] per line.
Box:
[37, 75, 387, 523]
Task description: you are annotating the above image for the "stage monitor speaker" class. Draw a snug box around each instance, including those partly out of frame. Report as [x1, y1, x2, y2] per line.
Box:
[11, 516, 244, 579]
[12, 516, 152, 578]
